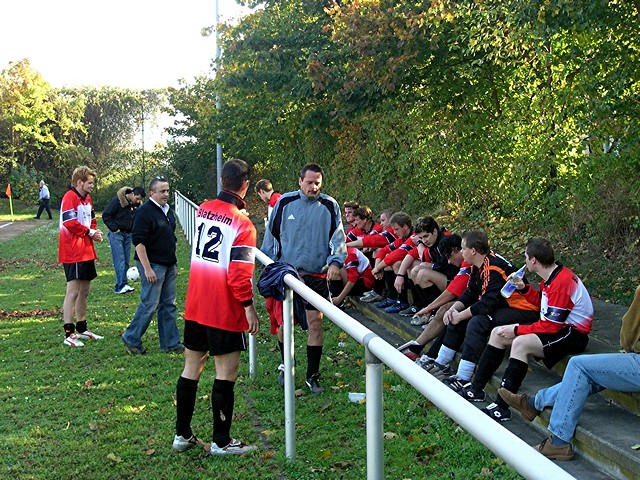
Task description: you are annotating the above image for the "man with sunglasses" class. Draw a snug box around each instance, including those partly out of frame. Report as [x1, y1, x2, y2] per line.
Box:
[121, 175, 183, 355]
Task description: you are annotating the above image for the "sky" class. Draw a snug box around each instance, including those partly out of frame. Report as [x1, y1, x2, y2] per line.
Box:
[0, 0, 249, 90]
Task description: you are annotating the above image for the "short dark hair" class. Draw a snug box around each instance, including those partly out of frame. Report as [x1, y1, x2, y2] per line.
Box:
[222, 158, 251, 191]
[462, 230, 490, 255]
[389, 212, 412, 229]
[132, 186, 146, 197]
[440, 233, 462, 258]
[525, 237, 555, 266]
[149, 175, 168, 192]
[255, 179, 273, 194]
[343, 200, 359, 210]
[413, 216, 439, 234]
[300, 163, 324, 179]
[353, 206, 373, 221]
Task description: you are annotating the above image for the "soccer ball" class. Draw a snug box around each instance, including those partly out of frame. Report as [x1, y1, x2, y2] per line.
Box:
[126, 266, 140, 282]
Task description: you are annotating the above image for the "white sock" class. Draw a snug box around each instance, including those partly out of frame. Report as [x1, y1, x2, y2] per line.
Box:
[456, 360, 476, 382]
[435, 346, 456, 366]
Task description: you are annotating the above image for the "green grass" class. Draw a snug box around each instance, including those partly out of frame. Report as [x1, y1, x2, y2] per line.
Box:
[0, 198, 521, 479]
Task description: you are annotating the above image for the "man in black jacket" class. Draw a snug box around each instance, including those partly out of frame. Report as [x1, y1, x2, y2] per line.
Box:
[102, 186, 145, 294]
[121, 177, 183, 355]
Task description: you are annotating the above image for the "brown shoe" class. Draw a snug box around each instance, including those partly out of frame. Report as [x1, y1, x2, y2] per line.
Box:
[497, 388, 540, 422]
[534, 437, 574, 461]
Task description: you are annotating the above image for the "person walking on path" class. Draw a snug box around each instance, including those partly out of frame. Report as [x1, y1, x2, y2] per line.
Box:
[102, 186, 146, 294]
[36, 179, 52, 219]
[121, 176, 183, 355]
[261, 163, 347, 394]
[173, 158, 260, 455]
[58, 166, 104, 347]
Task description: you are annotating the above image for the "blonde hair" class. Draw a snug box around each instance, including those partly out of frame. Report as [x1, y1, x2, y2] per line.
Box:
[71, 166, 97, 185]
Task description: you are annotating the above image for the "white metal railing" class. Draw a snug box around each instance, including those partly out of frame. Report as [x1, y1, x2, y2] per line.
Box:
[174, 190, 575, 480]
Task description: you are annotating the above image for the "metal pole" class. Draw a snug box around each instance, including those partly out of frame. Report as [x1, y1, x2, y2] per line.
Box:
[283, 287, 296, 460]
[364, 336, 384, 480]
[215, 0, 222, 194]
[248, 332, 257, 382]
[141, 99, 145, 186]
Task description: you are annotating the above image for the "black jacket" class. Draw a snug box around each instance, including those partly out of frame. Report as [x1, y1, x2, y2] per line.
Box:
[132, 199, 177, 266]
[102, 187, 139, 233]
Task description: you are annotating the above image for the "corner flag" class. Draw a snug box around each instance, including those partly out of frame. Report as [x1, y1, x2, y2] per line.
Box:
[5, 183, 11, 198]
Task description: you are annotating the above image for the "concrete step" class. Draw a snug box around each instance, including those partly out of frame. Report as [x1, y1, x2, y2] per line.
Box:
[352, 297, 640, 480]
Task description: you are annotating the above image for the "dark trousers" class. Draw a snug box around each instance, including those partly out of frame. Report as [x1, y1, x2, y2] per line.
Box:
[36, 198, 52, 219]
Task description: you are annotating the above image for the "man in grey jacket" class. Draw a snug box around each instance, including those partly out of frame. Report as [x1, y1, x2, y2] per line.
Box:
[262, 163, 347, 393]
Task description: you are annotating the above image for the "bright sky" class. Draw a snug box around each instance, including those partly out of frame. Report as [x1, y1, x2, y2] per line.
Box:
[0, 0, 249, 90]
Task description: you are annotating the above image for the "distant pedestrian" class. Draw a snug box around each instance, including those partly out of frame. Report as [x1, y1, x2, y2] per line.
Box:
[36, 180, 52, 219]
[102, 186, 146, 294]
[58, 166, 104, 347]
[121, 176, 183, 355]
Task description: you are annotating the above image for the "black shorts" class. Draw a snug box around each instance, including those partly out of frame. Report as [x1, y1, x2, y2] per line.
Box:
[63, 261, 97, 282]
[183, 320, 247, 356]
[537, 327, 589, 369]
[301, 275, 330, 311]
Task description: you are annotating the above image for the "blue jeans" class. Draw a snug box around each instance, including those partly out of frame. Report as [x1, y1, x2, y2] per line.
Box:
[122, 262, 181, 351]
[533, 353, 640, 442]
[108, 231, 132, 291]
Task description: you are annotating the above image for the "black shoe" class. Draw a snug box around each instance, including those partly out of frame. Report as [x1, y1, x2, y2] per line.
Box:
[482, 402, 511, 422]
[164, 344, 185, 354]
[305, 373, 324, 394]
[121, 335, 147, 355]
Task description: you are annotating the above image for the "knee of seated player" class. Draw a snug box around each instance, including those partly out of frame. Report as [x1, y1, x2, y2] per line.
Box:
[511, 333, 543, 357]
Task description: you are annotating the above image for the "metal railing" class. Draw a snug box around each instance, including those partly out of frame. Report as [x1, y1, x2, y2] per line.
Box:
[174, 190, 575, 480]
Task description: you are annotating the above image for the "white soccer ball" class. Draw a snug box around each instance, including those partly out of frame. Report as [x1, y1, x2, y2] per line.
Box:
[126, 266, 140, 282]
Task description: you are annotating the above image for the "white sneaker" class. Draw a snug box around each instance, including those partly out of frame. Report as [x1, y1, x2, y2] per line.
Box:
[172, 434, 200, 452]
[116, 285, 134, 294]
[75, 330, 104, 340]
[210, 438, 257, 455]
[63, 334, 84, 347]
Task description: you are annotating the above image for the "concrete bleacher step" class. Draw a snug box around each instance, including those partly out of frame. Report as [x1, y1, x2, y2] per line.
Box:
[352, 297, 640, 480]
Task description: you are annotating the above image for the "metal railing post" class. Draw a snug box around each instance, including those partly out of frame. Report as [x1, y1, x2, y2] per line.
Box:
[283, 287, 296, 460]
[248, 333, 257, 382]
[364, 335, 384, 480]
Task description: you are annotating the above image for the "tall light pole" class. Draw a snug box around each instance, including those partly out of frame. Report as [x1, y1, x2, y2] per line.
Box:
[141, 98, 146, 187]
[215, 0, 222, 194]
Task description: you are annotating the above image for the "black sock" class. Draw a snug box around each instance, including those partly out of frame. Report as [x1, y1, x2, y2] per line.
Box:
[374, 278, 385, 295]
[278, 341, 284, 363]
[76, 320, 87, 333]
[496, 358, 529, 409]
[472, 344, 506, 392]
[212, 379, 235, 447]
[410, 283, 425, 308]
[306, 345, 323, 378]
[63, 323, 75, 338]
[408, 343, 424, 354]
[383, 271, 397, 300]
[175, 376, 199, 438]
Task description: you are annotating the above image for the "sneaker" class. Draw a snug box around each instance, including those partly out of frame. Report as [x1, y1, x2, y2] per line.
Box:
[404, 351, 419, 361]
[399, 305, 418, 317]
[482, 402, 511, 422]
[410, 314, 430, 326]
[459, 384, 486, 402]
[415, 355, 435, 369]
[277, 364, 285, 387]
[172, 434, 200, 452]
[374, 298, 395, 309]
[116, 285, 134, 294]
[359, 291, 376, 302]
[497, 388, 540, 422]
[385, 301, 410, 313]
[305, 373, 324, 394]
[165, 344, 185, 354]
[63, 334, 84, 347]
[75, 330, 104, 341]
[442, 375, 471, 393]
[534, 437, 574, 461]
[397, 339, 420, 353]
[362, 292, 383, 303]
[121, 334, 147, 355]
[210, 438, 258, 455]
[425, 362, 451, 380]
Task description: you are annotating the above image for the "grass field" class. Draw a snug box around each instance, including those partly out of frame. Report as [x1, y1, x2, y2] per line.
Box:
[0, 198, 521, 479]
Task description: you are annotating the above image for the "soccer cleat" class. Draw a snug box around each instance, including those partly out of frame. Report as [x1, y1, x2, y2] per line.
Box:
[173, 434, 201, 452]
[534, 437, 574, 461]
[375, 298, 396, 309]
[459, 384, 486, 402]
[426, 362, 452, 380]
[399, 305, 418, 317]
[305, 373, 324, 394]
[75, 330, 104, 341]
[277, 364, 285, 387]
[497, 388, 540, 422]
[210, 438, 258, 455]
[442, 375, 471, 393]
[63, 334, 84, 347]
[384, 301, 410, 313]
[410, 314, 430, 326]
[361, 292, 383, 303]
[482, 402, 511, 422]
[415, 355, 435, 370]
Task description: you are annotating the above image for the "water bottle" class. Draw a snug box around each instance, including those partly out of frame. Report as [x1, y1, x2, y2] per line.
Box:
[501, 264, 526, 298]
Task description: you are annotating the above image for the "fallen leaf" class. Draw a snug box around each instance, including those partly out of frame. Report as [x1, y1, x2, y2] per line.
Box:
[261, 429, 276, 436]
[107, 453, 122, 463]
[319, 400, 332, 413]
[294, 389, 305, 397]
[146, 449, 155, 456]
[383, 432, 398, 440]
[261, 451, 274, 459]
[88, 422, 100, 431]
[318, 448, 332, 459]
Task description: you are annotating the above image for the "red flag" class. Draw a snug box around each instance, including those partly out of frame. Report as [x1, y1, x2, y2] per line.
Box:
[5, 183, 11, 198]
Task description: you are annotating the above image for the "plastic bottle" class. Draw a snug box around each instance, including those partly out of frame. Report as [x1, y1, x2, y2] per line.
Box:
[500, 264, 526, 298]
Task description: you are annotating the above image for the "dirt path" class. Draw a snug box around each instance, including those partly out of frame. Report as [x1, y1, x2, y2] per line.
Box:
[0, 219, 47, 242]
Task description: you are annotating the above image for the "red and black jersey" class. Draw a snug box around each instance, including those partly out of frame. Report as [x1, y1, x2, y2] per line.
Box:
[446, 261, 472, 298]
[361, 226, 397, 249]
[376, 236, 415, 266]
[518, 265, 594, 335]
[345, 247, 375, 289]
[184, 190, 257, 332]
[267, 191, 282, 220]
[58, 187, 97, 264]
